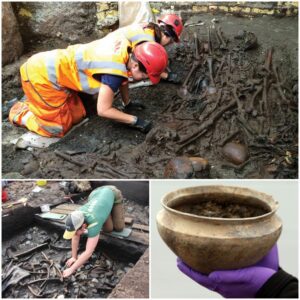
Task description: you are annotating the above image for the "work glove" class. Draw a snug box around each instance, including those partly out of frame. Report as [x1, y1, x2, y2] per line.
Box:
[165, 71, 181, 84]
[130, 117, 152, 133]
[123, 101, 146, 111]
[177, 245, 278, 298]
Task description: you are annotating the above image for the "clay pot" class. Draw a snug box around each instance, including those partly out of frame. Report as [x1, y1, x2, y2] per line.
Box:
[222, 142, 249, 165]
[156, 185, 282, 274]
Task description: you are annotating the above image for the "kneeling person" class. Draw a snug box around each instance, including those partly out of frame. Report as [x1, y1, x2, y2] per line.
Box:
[63, 185, 124, 278]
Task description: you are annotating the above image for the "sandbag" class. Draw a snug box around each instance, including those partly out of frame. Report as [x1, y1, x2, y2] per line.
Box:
[118, 1, 154, 28]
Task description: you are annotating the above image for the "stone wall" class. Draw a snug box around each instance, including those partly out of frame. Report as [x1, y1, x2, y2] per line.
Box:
[2, 3, 23, 66]
[96, 2, 119, 37]
[94, 2, 298, 36]
[167, 2, 299, 17]
[12, 2, 97, 47]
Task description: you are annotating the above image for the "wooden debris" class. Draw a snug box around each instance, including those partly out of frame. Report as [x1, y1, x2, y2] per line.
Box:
[132, 224, 149, 232]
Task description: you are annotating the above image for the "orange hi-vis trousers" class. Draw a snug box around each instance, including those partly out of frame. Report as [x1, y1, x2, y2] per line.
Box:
[9, 56, 86, 138]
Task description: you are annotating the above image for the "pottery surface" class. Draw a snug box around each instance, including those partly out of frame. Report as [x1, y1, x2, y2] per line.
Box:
[156, 185, 282, 274]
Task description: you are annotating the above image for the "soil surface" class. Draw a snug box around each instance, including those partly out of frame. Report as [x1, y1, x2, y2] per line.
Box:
[175, 200, 269, 218]
[2, 225, 133, 298]
[4, 181, 66, 206]
[3, 181, 149, 225]
[2, 13, 298, 179]
[2, 181, 149, 298]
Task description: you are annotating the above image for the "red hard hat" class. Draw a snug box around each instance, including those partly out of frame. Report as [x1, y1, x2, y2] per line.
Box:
[2, 189, 8, 203]
[134, 42, 168, 85]
[158, 14, 183, 42]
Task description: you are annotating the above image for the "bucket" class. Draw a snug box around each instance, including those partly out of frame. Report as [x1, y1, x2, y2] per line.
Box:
[40, 204, 50, 213]
[36, 180, 47, 187]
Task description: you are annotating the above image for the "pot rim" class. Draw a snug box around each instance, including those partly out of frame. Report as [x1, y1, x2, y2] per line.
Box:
[161, 185, 279, 223]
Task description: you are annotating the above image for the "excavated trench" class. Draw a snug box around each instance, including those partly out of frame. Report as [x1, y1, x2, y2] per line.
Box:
[2, 226, 146, 298]
[3, 227, 128, 298]
[2, 13, 298, 179]
[2, 182, 149, 298]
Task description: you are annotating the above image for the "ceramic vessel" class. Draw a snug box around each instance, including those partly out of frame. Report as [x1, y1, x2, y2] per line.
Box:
[156, 185, 282, 274]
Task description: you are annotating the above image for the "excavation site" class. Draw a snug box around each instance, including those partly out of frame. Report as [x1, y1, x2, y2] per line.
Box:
[2, 2, 298, 179]
[2, 181, 149, 298]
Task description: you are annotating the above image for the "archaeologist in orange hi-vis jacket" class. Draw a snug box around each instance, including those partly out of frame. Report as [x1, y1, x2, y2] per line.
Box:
[9, 35, 168, 136]
[114, 14, 183, 82]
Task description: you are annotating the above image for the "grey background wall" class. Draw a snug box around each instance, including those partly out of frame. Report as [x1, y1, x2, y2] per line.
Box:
[151, 180, 298, 298]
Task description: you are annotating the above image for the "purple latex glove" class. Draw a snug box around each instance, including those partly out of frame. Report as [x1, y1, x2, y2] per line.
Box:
[177, 245, 279, 298]
[256, 244, 279, 271]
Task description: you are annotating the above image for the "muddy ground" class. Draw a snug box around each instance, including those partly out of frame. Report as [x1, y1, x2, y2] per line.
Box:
[2, 181, 149, 298]
[2, 226, 136, 298]
[2, 13, 298, 179]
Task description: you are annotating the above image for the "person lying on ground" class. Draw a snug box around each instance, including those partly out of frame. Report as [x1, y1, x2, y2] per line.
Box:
[177, 245, 298, 298]
[9, 36, 168, 137]
[62, 185, 124, 278]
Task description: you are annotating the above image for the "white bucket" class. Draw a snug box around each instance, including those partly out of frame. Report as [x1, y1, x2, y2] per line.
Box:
[40, 204, 50, 213]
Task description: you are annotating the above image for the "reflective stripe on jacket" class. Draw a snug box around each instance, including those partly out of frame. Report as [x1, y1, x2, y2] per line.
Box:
[117, 23, 155, 48]
[24, 35, 131, 95]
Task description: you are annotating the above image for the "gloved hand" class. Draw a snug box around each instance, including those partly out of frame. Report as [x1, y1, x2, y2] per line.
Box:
[256, 244, 279, 271]
[177, 245, 278, 298]
[130, 117, 152, 133]
[165, 72, 181, 84]
[123, 101, 146, 111]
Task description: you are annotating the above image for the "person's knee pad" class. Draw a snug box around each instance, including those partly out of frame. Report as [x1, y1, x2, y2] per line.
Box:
[112, 203, 125, 232]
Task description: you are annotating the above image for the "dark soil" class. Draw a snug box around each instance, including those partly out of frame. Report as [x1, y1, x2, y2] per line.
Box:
[2, 181, 149, 298]
[2, 13, 298, 179]
[2, 225, 132, 298]
[174, 200, 269, 218]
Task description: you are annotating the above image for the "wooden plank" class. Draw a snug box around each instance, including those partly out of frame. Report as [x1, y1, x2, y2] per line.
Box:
[132, 224, 149, 232]
[125, 217, 133, 225]
[51, 208, 75, 215]
[2, 197, 28, 210]
[50, 203, 81, 215]
[54, 204, 81, 210]
[125, 231, 149, 246]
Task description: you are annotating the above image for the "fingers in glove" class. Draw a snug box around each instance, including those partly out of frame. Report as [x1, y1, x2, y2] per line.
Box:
[177, 258, 215, 289]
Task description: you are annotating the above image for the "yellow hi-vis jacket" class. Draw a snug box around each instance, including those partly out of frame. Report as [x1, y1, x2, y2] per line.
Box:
[23, 34, 132, 96]
[115, 23, 155, 48]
